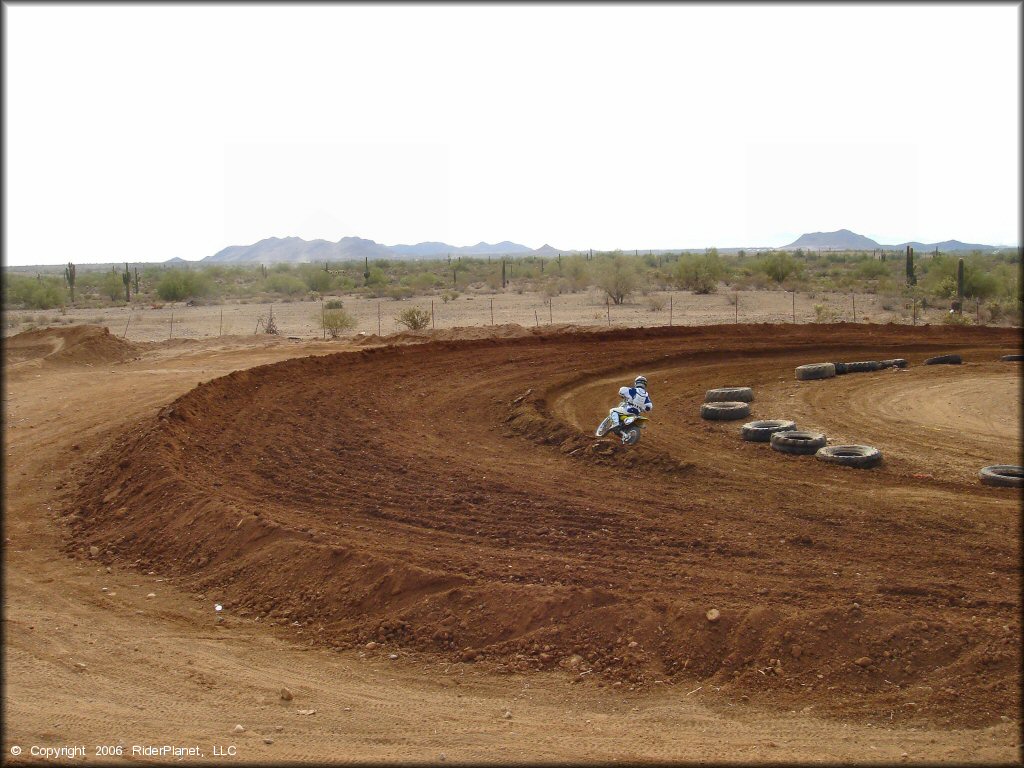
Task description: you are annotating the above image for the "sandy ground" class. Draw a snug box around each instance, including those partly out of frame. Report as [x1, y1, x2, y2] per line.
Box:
[2, 322, 1021, 765]
[2, 288, 973, 343]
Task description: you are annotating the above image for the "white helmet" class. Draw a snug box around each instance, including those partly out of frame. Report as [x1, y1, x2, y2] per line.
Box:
[634, 375, 648, 389]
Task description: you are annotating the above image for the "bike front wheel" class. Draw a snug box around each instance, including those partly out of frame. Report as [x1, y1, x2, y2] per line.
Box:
[595, 416, 615, 437]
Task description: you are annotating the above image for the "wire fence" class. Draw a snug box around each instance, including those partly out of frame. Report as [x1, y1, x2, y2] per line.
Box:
[4, 289, 1000, 343]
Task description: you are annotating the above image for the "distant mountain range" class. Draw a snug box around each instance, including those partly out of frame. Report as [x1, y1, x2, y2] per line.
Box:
[203, 236, 562, 264]
[783, 229, 1002, 252]
[188, 229, 1008, 266]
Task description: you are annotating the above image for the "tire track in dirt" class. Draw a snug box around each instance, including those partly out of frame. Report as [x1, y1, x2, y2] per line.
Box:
[63, 323, 1021, 729]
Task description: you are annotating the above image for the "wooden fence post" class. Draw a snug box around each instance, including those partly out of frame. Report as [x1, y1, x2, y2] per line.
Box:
[169, 310, 174, 339]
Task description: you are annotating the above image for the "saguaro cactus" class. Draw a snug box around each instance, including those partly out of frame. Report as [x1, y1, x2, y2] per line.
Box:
[122, 263, 131, 302]
[905, 246, 916, 286]
[133, 267, 140, 294]
[363, 256, 370, 286]
[64, 262, 76, 302]
[501, 259, 507, 289]
[956, 258, 965, 312]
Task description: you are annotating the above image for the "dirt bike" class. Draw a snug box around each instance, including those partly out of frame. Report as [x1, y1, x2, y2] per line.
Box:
[595, 409, 649, 446]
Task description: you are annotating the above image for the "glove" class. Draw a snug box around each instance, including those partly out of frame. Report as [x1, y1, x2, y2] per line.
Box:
[627, 406, 640, 415]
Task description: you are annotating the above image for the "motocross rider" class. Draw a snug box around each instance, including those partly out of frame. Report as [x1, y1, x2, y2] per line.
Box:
[608, 375, 653, 442]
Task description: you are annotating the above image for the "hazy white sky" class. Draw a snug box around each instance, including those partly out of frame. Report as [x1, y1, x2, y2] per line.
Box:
[5, 3, 1020, 265]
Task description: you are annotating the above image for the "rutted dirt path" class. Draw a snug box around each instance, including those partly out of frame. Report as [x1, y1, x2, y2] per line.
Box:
[3, 324, 1021, 763]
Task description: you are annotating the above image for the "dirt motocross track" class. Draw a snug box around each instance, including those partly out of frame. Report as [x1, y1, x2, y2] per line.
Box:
[4, 322, 1022, 763]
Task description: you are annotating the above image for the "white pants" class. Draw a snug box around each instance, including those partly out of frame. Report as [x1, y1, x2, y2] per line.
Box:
[609, 406, 633, 429]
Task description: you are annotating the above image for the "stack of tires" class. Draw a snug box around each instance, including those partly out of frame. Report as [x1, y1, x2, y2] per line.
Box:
[700, 387, 753, 421]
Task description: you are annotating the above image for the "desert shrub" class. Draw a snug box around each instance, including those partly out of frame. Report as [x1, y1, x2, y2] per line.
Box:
[396, 306, 431, 330]
[869, 276, 898, 295]
[965, 271, 1000, 301]
[929, 275, 958, 299]
[921, 254, 1004, 302]
[365, 267, 388, 288]
[854, 259, 892, 280]
[646, 294, 667, 312]
[324, 299, 345, 310]
[408, 272, 441, 293]
[814, 303, 840, 322]
[441, 291, 459, 304]
[542, 281, 561, 298]
[751, 251, 803, 285]
[383, 285, 411, 300]
[942, 311, 973, 326]
[484, 269, 503, 292]
[322, 308, 357, 338]
[263, 273, 307, 296]
[5, 275, 66, 309]
[98, 272, 123, 301]
[299, 266, 334, 293]
[561, 255, 591, 293]
[676, 251, 726, 294]
[730, 267, 774, 291]
[595, 253, 638, 305]
[157, 270, 213, 301]
[983, 298, 1022, 325]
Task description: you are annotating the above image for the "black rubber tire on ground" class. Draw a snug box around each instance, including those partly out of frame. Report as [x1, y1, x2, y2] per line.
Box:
[815, 444, 883, 468]
[879, 358, 909, 369]
[770, 431, 827, 455]
[741, 419, 797, 442]
[832, 362, 849, 375]
[924, 354, 962, 365]
[1000, 354, 1023, 362]
[978, 465, 1024, 488]
[795, 363, 836, 381]
[845, 361, 882, 373]
[700, 401, 751, 421]
[705, 387, 754, 403]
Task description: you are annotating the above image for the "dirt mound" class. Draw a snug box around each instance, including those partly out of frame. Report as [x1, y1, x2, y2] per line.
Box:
[349, 322, 611, 347]
[64, 323, 1020, 728]
[353, 323, 547, 346]
[5, 324, 138, 366]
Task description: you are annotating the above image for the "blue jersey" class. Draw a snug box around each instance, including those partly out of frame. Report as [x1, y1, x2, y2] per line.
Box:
[618, 386, 652, 415]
